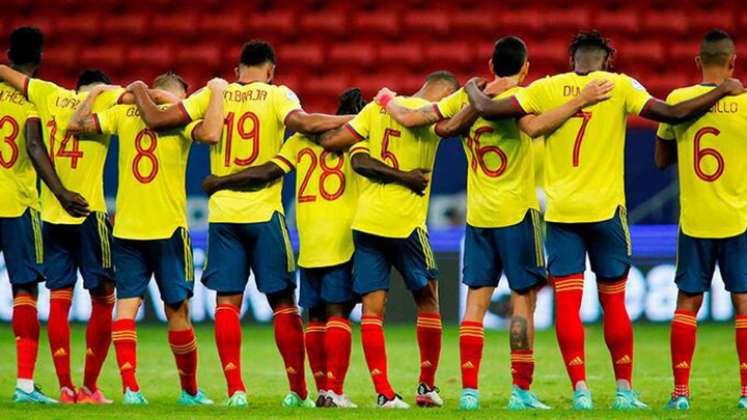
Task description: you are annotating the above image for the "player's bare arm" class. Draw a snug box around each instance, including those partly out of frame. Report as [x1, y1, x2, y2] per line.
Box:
[640, 78, 744, 124]
[374, 88, 440, 128]
[284, 110, 353, 135]
[24, 118, 89, 217]
[351, 153, 430, 196]
[128, 80, 190, 130]
[0, 64, 29, 92]
[465, 78, 524, 120]
[202, 162, 284, 196]
[118, 88, 181, 106]
[655, 138, 678, 169]
[190, 78, 227, 145]
[66, 84, 118, 134]
[519, 79, 615, 138]
[318, 125, 359, 152]
[435, 105, 479, 137]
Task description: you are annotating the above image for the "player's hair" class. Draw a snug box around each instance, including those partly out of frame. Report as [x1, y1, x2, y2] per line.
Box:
[425, 70, 459, 90]
[492, 36, 528, 77]
[569, 30, 615, 59]
[76, 69, 112, 91]
[336, 87, 366, 115]
[699, 29, 736, 67]
[8, 26, 44, 66]
[240, 40, 276, 67]
[154, 71, 188, 92]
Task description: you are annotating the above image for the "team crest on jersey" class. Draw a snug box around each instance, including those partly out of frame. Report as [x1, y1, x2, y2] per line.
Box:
[286, 88, 299, 102]
[630, 77, 647, 92]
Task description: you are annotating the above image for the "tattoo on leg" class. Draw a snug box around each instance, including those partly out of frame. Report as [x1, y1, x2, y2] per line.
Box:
[510, 316, 529, 350]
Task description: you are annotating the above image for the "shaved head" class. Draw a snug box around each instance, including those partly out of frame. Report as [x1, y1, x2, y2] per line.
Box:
[699, 29, 736, 67]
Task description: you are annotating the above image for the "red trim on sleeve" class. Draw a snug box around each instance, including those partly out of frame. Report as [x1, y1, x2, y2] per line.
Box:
[432, 104, 445, 121]
[177, 102, 192, 122]
[25, 117, 40, 124]
[274, 155, 294, 171]
[23, 77, 30, 100]
[639, 98, 656, 116]
[92, 114, 102, 134]
[343, 123, 365, 141]
[283, 108, 302, 126]
[116, 91, 127, 104]
[510, 96, 527, 116]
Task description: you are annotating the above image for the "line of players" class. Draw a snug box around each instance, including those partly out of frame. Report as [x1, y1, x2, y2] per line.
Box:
[0, 24, 745, 411]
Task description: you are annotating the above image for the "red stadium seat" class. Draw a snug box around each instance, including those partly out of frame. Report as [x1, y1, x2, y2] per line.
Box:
[302, 74, 351, 96]
[127, 45, 176, 69]
[352, 11, 399, 36]
[450, 11, 495, 34]
[329, 43, 376, 66]
[529, 41, 568, 65]
[80, 45, 126, 69]
[378, 42, 424, 66]
[158, 13, 199, 39]
[594, 10, 640, 34]
[200, 13, 245, 38]
[351, 73, 401, 97]
[688, 11, 735, 32]
[248, 11, 296, 37]
[9, 17, 55, 38]
[175, 44, 222, 66]
[43, 44, 80, 71]
[617, 40, 665, 64]
[541, 8, 591, 31]
[55, 14, 101, 38]
[277, 43, 325, 71]
[402, 11, 450, 33]
[641, 10, 688, 34]
[101, 14, 149, 39]
[499, 10, 543, 32]
[300, 10, 347, 35]
[425, 42, 474, 65]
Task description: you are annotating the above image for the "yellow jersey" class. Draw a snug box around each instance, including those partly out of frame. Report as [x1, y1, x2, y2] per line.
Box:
[514, 71, 653, 223]
[24, 78, 124, 224]
[0, 82, 40, 217]
[346, 97, 441, 238]
[657, 84, 747, 238]
[181, 82, 302, 224]
[271, 133, 357, 267]
[94, 104, 199, 240]
[435, 86, 539, 228]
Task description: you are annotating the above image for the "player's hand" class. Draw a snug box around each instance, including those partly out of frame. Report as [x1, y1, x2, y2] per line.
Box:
[402, 168, 430, 196]
[202, 174, 221, 196]
[374, 87, 397, 107]
[207, 77, 229, 92]
[57, 189, 90, 218]
[466, 77, 488, 91]
[484, 77, 518, 97]
[720, 78, 744, 95]
[126, 80, 148, 92]
[93, 84, 121, 94]
[579, 79, 615, 106]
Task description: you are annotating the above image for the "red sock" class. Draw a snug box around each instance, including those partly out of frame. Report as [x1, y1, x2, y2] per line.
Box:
[325, 317, 352, 395]
[416, 312, 442, 388]
[84, 293, 114, 392]
[670, 310, 696, 397]
[511, 349, 535, 390]
[553, 274, 586, 389]
[736, 315, 747, 397]
[361, 315, 394, 399]
[273, 305, 307, 399]
[169, 328, 198, 395]
[215, 303, 245, 396]
[598, 278, 634, 385]
[304, 321, 327, 393]
[48, 289, 74, 389]
[112, 318, 139, 392]
[459, 321, 484, 390]
[12, 294, 39, 381]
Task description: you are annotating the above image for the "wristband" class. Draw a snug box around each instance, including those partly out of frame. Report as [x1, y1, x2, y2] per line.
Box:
[379, 93, 394, 108]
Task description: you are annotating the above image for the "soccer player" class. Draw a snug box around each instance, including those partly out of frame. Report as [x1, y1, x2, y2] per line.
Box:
[127, 40, 352, 407]
[202, 88, 381, 408]
[463, 30, 744, 410]
[655, 29, 747, 410]
[318, 71, 458, 409]
[66, 73, 220, 405]
[374, 36, 614, 411]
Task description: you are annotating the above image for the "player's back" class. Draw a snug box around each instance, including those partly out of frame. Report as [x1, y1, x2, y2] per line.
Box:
[0, 81, 40, 217]
[515, 71, 653, 223]
[658, 84, 747, 238]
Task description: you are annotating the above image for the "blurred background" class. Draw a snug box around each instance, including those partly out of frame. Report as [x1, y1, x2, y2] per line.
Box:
[0, 0, 739, 325]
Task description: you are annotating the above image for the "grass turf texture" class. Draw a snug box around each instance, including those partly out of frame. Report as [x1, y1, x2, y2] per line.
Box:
[0, 322, 743, 418]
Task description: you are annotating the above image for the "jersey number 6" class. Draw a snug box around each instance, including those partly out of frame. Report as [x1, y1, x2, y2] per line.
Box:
[693, 126, 724, 182]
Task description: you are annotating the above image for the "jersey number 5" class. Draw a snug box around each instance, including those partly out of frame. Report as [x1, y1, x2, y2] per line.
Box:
[571, 111, 592, 167]
[297, 148, 346, 203]
[693, 126, 724, 182]
[381, 128, 400, 169]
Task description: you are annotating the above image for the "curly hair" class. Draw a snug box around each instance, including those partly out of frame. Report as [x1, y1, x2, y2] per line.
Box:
[569, 30, 615, 59]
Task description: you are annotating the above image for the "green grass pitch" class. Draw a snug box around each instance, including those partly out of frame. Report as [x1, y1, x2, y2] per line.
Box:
[0, 322, 744, 418]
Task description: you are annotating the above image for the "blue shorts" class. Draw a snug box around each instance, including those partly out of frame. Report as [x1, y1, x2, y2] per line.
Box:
[113, 227, 194, 305]
[352, 228, 438, 296]
[0, 209, 44, 286]
[675, 230, 747, 294]
[463, 210, 546, 291]
[546, 206, 631, 280]
[299, 260, 355, 309]
[44, 212, 114, 291]
[202, 212, 296, 295]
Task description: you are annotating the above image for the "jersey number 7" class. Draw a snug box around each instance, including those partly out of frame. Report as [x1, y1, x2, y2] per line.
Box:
[571, 111, 592, 167]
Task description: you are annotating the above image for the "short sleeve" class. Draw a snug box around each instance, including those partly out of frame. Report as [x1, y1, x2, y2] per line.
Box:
[92, 107, 120, 135]
[655, 92, 677, 141]
[180, 87, 211, 121]
[274, 85, 303, 125]
[621, 75, 654, 116]
[271, 134, 301, 173]
[95, 87, 127, 108]
[513, 77, 549, 114]
[346, 102, 375, 141]
[25, 78, 60, 109]
[349, 139, 370, 157]
[180, 119, 202, 142]
[25, 106, 39, 122]
[434, 88, 468, 120]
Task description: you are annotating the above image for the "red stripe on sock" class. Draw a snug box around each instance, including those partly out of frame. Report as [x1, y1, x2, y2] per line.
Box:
[511, 349, 535, 390]
[553, 274, 586, 389]
[671, 309, 697, 397]
[736, 315, 747, 393]
[325, 317, 351, 395]
[48, 290, 74, 389]
[273, 305, 307, 400]
[13, 294, 39, 381]
[112, 318, 139, 392]
[459, 320, 484, 390]
[598, 277, 634, 385]
[215, 303, 245, 396]
[169, 328, 198, 395]
[416, 312, 442, 388]
[84, 295, 114, 392]
[305, 321, 327, 393]
[361, 315, 394, 399]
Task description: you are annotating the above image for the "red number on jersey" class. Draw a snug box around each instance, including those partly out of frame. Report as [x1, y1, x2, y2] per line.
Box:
[693, 126, 724, 182]
[132, 129, 159, 183]
[296, 148, 346, 203]
[381, 128, 401, 169]
[466, 126, 507, 177]
[224, 111, 260, 167]
[571, 111, 592, 167]
[0, 115, 20, 168]
[47, 118, 83, 169]
[297, 148, 317, 203]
